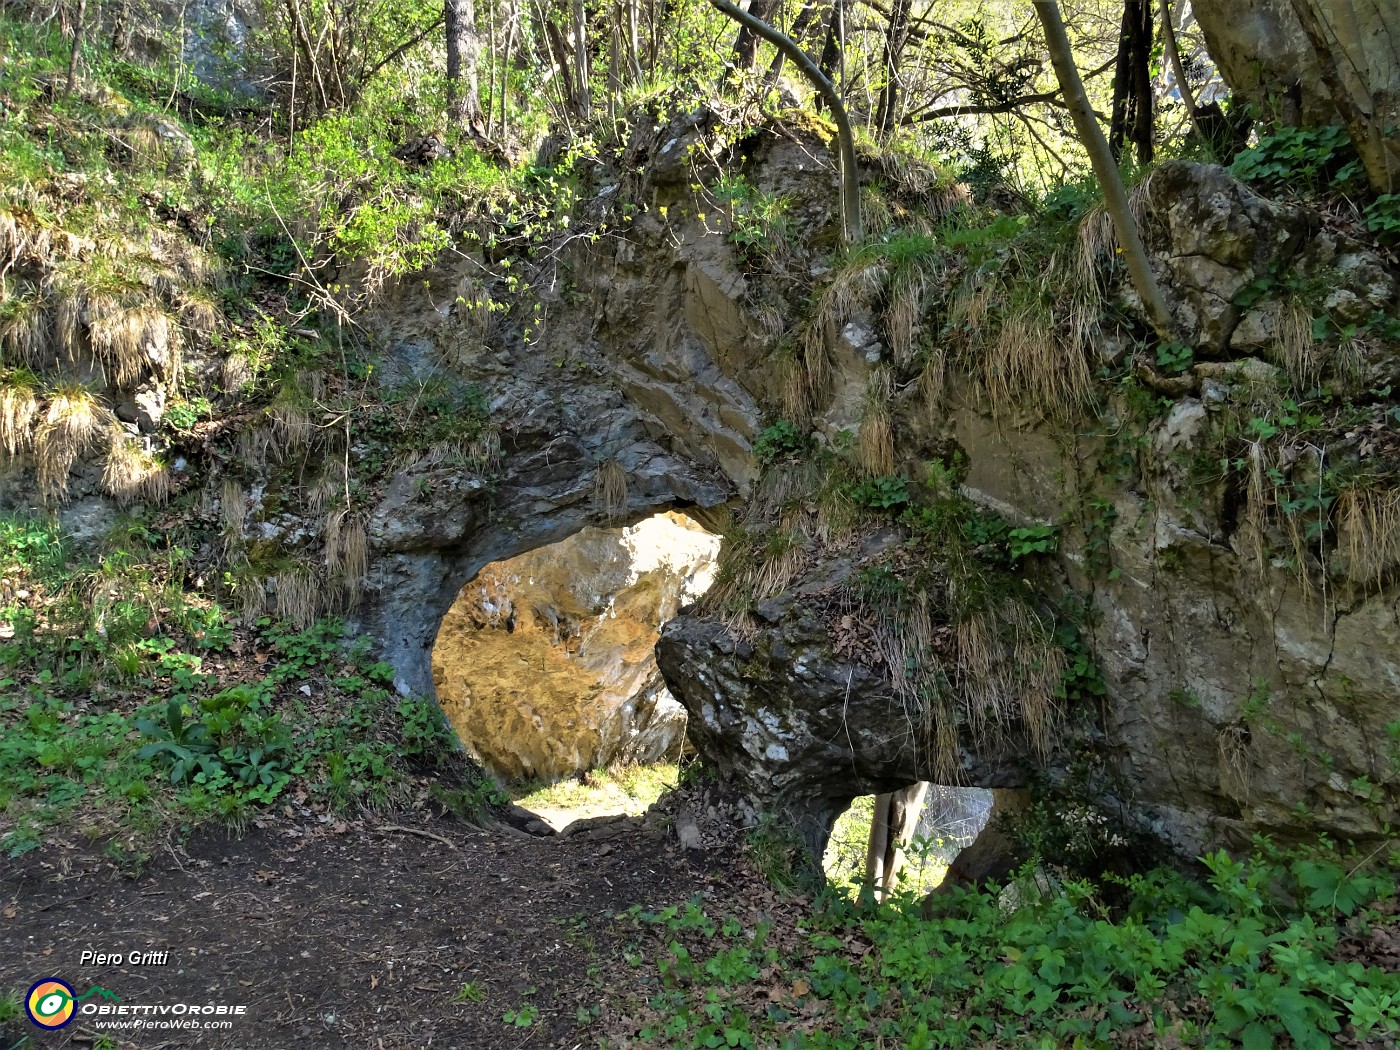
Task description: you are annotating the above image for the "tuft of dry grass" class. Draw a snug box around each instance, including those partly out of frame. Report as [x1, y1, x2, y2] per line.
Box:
[178, 289, 222, 333]
[274, 568, 322, 629]
[220, 477, 247, 539]
[324, 506, 370, 600]
[1269, 298, 1319, 390]
[102, 427, 171, 505]
[88, 303, 177, 389]
[34, 383, 112, 499]
[918, 346, 947, 417]
[976, 288, 1092, 418]
[859, 559, 1064, 783]
[0, 369, 39, 455]
[1336, 487, 1400, 591]
[594, 458, 628, 521]
[1218, 724, 1251, 799]
[857, 367, 895, 478]
[118, 124, 164, 166]
[269, 399, 313, 457]
[0, 210, 21, 266]
[1, 292, 51, 367]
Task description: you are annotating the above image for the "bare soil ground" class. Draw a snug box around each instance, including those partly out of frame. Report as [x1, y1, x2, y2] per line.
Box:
[0, 808, 734, 1050]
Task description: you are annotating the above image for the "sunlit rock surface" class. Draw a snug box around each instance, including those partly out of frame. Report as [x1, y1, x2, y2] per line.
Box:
[433, 512, 719, 781]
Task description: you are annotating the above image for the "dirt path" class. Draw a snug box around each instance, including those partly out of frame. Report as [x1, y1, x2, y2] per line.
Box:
[0, 810, 725, 1049]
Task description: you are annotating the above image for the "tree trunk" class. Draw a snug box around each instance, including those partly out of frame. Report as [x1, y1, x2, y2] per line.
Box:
[1286, 0, 1398, 194]
[1107, 0, 1154, 164]
[732, 0, 780, 71]
[66, 0, 87, 96]
[571, 0, 590, 117]
[873, 0, 911, 137]
[1035, 0, 1174, 341]
[707, 0, 862, 245]
[1157, 0, 1207, 145]
[446, 0, 483, 127]
[865, 783, 928, 896]
[1193, 0, 1400, 181]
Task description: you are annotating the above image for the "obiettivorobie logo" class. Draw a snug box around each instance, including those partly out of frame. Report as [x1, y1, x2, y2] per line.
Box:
[25, 979, 121, 1029]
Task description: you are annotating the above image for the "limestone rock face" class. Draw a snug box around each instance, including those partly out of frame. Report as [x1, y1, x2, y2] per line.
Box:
[433, 513, 719, 782]
[340, 121, 1398, 864]
[1193, 0, 1400, 136]
[1141, 161, 1399, 390]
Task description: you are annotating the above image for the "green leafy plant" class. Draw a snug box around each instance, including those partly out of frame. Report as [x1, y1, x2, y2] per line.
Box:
[847, 474, 910, 511]
[753, 420, 809, 464]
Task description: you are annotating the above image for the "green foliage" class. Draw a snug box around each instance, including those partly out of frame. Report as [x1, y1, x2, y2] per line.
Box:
[624, 842, 1400, 1050]
[1007, 523, 1058, 560]
[1364, 194, 1400, 243]
[0, 512, 470, 846]
[746, 815, 813, 896]
[1156, 340, 1195, 374]
[711, 174, 791, 253]
[1230, 123, 1362, 196]
[753, 420, 809, 464]
[846, 474, 910, 510]
[0, 987, 21, 1027]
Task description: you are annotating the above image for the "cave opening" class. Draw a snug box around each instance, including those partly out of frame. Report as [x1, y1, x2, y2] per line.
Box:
[825, 786, 994, 892]
[430, 510, 721, 829]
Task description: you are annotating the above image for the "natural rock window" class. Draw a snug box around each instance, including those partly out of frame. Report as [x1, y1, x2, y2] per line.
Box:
[431, 512, 721, 786]
[825, 786, 993, 891]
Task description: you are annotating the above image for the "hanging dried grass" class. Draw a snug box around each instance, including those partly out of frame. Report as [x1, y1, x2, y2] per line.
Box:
[325, 506, 370, 599]
[89, 303, 176, 389]
[1, 293, 50, 367]
[1268, 298, 1320, 389]
[857, 367, 895, 478]
[1336, 487, 1400, 591]
[220, 477, 247, 539]
[102, 427, 171, 505]
[34, 384, 112, 499]
[274, 568, 322, 629]
[0, 370, 38, 455]
[594, 458, 628, 521]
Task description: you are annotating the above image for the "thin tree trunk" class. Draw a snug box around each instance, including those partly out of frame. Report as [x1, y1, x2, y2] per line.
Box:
[284, 0, 330, 113]
[874, 0, 911, 137]
[446, 0, 483, 126]
[731, 0, 780, 71]
[765, 0, 824, 84]
[571, 0, 590, 117]
[1157, 0, 1207, 145]
[1035, 0, 1174, 340]
[707, 0, 862, 245]
[1108, 0, 1153, 163]
[66, 0, 87, 95]
[865, 783, 928, 896]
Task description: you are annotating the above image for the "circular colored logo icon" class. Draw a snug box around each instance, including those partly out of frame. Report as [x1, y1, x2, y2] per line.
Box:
[26, 979, 77, 1029]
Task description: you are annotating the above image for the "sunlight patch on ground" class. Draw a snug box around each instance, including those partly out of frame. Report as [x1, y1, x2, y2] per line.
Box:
[509, 762, 680, 831]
